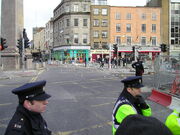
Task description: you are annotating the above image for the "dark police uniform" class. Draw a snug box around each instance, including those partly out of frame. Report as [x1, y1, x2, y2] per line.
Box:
[4, 80, 52, 135]
[112, 76, 152, 135]
[132, 60, 144, 76]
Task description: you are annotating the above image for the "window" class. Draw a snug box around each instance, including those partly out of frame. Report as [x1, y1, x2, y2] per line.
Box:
[115, 12, 120, 20]
[102, 31, 108, 38]
[151, 37, 156, 46]
[73, 4, 79, 12]
[74, 34, 78, 43]
[115, 36, 121, 45]
[102, 42, 108, 49]
[126, 24, 131, 32]
[127, 36, 131, 45]
[74, 19, 78, 26]
[152, 24, 156, 33]
[66, 19, 70, 27]
[141, 13, 146, 20]
[102, 19, 108, 27]
[83, 19, 88, 26]
[142, 24, 146, 32]
[93, 31, 99, 38]
[93, 8, 99, 15]
[83, 4, 88, 12]
[141, 37, 146, 45]
[126, 13, 131, 20]
[94, 42, 99, 49]
[83, 34, 88, 44]
[66, 5, 70, 12]
[116, 24, 121, 32]
[152, 13, 157, 20]
[102, 8, 107, 15]
[93, 19, 99, 26]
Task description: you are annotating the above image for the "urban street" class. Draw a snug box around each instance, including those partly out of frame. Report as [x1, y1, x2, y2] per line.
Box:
[0, 64, 172, 135]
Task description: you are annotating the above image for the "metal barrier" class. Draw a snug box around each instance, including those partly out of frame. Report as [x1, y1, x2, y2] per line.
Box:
[153, 55, 180, 97]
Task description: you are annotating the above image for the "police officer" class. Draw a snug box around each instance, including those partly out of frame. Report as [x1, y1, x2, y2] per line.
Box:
[112, 76, 152, 135]
[165, 109, 180, 135]
[132, 58, 144, 83]
[4, 80, 52, 135]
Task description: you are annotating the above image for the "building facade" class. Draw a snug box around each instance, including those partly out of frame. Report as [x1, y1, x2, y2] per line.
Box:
[90, 5, 110, 61]
[45, 18, 54, 59]
[53, 0, 91, 62]
[1, 0, 23, 70]
[32, 27, 45, 61]
[147, 0, 180, 57]
[109, 6, 161, 60]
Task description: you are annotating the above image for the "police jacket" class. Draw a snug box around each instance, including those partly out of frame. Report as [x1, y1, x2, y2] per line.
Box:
[4, 104, 51, 135]
[112, 90, 151, 135]
[132, 61, 144, 76]
[165, 110, 180, 135]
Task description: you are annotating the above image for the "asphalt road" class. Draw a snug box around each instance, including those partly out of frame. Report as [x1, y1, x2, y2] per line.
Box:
[0, 65, 172, 135]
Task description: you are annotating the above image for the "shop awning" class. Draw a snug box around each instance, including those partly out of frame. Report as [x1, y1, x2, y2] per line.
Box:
[138, 50, 161, 53]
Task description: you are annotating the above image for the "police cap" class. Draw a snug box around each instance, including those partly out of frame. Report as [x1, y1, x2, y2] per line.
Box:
[12, 80, 51, 102]
[121, 76, 144, 88]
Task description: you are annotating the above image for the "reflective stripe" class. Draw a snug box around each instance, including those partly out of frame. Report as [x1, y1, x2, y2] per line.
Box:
[112, 99, 137, 130]
[177, 118, 180, 125]
[172, 112, 179, 117]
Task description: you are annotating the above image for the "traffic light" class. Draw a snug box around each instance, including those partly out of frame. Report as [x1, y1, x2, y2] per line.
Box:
[132, 46, 135, 53]
[23, 28, 30, 48]
[113, 44, 118, 54]
[17, 38, 23, 55]
[0, 37, 7, 51]
[24, 39, 30, 48]
[160, 44, 167, 52]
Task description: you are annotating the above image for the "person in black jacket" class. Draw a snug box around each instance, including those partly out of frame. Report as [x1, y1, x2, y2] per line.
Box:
[132, 58, 144, 83]
[4, 80, 52, 135]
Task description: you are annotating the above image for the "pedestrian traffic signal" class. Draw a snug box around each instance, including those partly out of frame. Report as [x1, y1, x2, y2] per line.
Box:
[113, 44, 118, 54]
[0, 37, 7, 51]
[160, 44, 167, 52]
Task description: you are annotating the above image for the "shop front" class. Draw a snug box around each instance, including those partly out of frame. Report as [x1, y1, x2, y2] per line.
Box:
[53, 46, 90, 63]
[90, 49, 111, 62]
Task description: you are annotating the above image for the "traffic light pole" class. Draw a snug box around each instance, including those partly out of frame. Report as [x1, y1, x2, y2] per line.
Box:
[109, 44, 111, 69]
[22, 35, 25, 71]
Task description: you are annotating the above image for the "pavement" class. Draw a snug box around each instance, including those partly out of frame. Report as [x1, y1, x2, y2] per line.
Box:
[0, 62, 154, 80]
[0, 70, 39, 80]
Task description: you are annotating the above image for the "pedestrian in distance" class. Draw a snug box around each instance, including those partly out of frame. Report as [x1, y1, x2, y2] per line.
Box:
[112, 76, 152, 135]
[165, 109, 180, 135]
[132, 58, 144, 83]
[115, 114, 172, 135]
[4, 80, 52, 135]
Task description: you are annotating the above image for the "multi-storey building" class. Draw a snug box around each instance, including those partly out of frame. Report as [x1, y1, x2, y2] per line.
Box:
[53, 0, 91, 62]
[110, 6, 161, 60]
[45, 18, 54, 58]
[90, 5, 110, 60]
[32, 27, 45, 61]
[146, 0, 180, 57]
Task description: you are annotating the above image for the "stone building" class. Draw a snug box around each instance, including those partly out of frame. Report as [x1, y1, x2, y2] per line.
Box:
[53, 0, 91, 62]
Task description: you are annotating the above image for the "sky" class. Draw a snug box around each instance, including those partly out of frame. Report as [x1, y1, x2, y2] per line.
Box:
[24, 0, 147, 40]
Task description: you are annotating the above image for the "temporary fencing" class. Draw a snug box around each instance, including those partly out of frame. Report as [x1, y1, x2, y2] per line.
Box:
[148, 55, 180, 110]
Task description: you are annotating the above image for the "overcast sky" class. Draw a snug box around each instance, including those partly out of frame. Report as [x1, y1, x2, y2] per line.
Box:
[24, 0, 147, 40]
